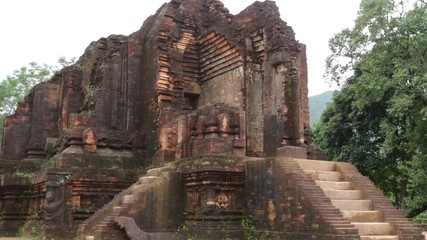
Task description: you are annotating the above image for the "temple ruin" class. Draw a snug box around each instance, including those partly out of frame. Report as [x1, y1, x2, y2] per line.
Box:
[0, 0, 424, 239]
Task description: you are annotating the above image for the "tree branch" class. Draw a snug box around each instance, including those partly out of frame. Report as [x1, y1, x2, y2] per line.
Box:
[405, 203, 427, 218]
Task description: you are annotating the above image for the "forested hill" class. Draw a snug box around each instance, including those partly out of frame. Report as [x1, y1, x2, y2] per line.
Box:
[309, 90, 335, 126]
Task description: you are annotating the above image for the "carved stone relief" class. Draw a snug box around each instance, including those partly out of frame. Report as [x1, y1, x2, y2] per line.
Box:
[215, 192, 229, 210]
[44, 180, 65, 224]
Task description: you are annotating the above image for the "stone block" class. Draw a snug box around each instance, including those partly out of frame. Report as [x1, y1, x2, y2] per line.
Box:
[276, 146, 307, 158]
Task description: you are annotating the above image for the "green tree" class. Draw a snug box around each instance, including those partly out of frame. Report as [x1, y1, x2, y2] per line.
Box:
[315, 0, 427, 221]
[0, 57, 75, 145]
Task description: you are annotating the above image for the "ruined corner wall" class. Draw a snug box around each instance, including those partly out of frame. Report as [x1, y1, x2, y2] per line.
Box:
[2, 73, 64, 161]
[1, 0, 311, 165]
[1, 35, 145, 164]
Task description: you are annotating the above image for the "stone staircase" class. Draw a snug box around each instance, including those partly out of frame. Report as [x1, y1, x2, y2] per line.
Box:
[76, 165, 182, 240]
[273, 157, 360, 239]
[75, 156, 424, 240]
[297, 159, 424, 240]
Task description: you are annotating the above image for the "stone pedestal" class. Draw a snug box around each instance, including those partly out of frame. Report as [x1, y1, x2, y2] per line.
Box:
[276, 146, 307, 159]
[176, 154, 246, 237]
[183, 169, 245, 239]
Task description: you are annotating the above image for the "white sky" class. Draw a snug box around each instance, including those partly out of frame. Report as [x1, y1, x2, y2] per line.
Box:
[0, 0, 360, 96]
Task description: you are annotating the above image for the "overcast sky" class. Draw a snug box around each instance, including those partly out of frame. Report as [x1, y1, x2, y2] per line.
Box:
[0, 0, 361, 96]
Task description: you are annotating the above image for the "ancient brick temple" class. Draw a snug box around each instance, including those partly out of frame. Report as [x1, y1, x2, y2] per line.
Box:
[0, 0, 424, 239]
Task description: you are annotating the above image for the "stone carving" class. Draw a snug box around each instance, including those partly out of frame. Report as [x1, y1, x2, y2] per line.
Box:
[183, 169, 245, 235]
[267, 199, 276, 230]
[44, 180, 65, 223]
[215, 192, 229, 210]
[82, 127, 97, 153]
[114, 216, 183, 240]
[158, 104, 244, 161]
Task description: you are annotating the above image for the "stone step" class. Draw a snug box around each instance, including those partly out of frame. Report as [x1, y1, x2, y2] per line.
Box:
[297, 159, 336, 171]
[386, 218, 411, 223]
[341, 210, 383, 222]
[304, 170, 342, 181]
[315, 180, 352, 190]
[353, 222, 393, 235]
[323, 189, 362, 200]
[147, 168, 161, 176]
[333, 227, 359, 235]
[360, 236, 399, 240]
[132, 184, 150, 192]
[139, 176, 158, 184]
[146, 166, 174, 176]
[332, 200, 373, 211]
[122, 195, 135, 204]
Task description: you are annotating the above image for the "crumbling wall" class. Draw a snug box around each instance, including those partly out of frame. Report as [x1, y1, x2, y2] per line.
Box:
[2, 101, 32, 161]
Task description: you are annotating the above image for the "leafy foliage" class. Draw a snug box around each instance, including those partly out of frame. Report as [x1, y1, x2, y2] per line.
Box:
[316, 0, 427, 220]
[0, 57, 75, 145]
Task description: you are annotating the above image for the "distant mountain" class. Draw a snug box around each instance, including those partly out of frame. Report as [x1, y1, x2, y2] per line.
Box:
[309, 90, 336, 126]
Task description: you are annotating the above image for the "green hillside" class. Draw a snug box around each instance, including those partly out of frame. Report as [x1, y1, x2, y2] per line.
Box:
[309, 90, 335, 126]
